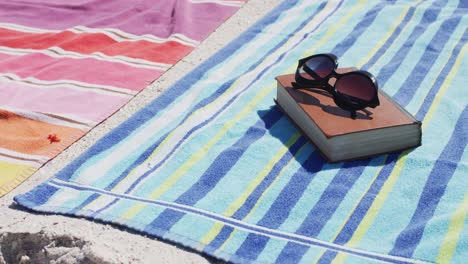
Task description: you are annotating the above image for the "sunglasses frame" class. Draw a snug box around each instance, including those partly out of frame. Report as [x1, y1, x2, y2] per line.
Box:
[292, 53, 380, 119]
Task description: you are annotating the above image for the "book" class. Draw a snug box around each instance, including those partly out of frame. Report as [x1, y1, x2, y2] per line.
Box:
[275, 70, 422, 163]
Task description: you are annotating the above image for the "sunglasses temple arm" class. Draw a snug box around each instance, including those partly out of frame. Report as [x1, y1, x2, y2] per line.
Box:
[372, 94, 380, 107]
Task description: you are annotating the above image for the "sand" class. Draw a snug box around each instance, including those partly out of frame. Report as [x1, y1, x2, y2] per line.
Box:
[0, 0, 281, 263]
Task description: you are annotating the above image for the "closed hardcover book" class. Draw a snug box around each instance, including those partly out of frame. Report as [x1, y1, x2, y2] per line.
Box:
[275, 71, 422, 162]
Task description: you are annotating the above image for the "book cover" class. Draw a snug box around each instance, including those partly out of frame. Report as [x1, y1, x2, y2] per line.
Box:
[276, 73, 421, 137]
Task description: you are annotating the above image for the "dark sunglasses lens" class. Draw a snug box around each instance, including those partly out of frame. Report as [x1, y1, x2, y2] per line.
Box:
[304, 55, 335, 78]
[335, 74, 375, 102]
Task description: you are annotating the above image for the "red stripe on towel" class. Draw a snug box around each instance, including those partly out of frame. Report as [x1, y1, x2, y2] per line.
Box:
[0, 28, 193, 64]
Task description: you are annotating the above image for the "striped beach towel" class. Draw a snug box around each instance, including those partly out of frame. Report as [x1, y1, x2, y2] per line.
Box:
[0, 0, 246, 196]
[15, 0, 467, 263]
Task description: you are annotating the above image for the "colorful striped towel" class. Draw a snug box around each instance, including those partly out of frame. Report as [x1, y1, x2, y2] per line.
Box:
[15, 0, 467, 263]
[0, 0, 246, 196]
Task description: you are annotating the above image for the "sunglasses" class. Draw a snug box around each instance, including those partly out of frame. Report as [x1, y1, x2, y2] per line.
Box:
[292, 53, 380, 119]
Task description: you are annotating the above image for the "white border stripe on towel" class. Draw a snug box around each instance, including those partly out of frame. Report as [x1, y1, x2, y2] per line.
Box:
[0, 147, 49, 166]
[48, 178, 431, 264]
[0, 155, 42, 168]
[1, 106, 91, 130]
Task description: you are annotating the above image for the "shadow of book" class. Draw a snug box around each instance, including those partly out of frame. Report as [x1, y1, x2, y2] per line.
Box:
[255, 107, 388, 172]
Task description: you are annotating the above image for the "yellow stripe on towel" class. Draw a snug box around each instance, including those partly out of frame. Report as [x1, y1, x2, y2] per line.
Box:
[436, 192, 468, 264]
[0, 160, 37, 196]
